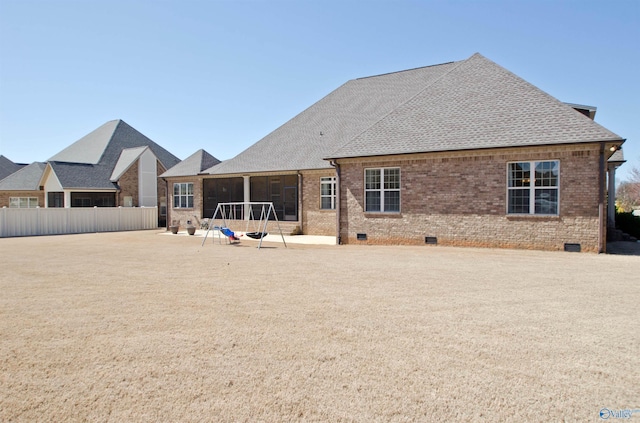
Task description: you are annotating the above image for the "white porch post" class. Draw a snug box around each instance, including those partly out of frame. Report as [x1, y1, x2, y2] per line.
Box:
[243, 176, 250, 220]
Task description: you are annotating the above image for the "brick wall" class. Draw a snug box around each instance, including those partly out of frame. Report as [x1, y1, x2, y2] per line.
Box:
[301, 169, 337, 236]
[337, 144, 603, 252]
[0, 190, 45, 208]
[117, 162, 139, 207]
[165, 175, 205, 229]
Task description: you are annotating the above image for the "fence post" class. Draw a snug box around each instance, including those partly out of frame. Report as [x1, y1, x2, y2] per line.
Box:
[36, 206, 41, 236]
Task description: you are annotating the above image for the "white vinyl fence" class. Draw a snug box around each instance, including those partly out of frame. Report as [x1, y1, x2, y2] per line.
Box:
[0, 207, 158, 238]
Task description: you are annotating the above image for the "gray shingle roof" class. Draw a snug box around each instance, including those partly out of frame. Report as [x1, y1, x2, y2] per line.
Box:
[48, 120, 181, 189]
[329, 53, 624, 159]
[0, 155, 26, 181]
[206, 61, 459, 174]
[161, 149, 221, 177]
[0, 162, 46, 190]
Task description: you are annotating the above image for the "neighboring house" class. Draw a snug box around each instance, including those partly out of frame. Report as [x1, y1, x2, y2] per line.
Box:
[0, 162, 47, 208]
[0, 120, 181, 226]
[163, 53, 625, 252]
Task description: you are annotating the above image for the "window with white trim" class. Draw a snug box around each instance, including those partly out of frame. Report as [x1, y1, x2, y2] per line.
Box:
[9, 197, 38, 208]
[173, 183, 194, 208]
[508, 161, 559, 215]
[365, 167, 400, 212]
[320, 177, 336, 210]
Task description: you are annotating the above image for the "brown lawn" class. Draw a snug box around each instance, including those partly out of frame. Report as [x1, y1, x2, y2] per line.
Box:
[1, 230, 639, 422]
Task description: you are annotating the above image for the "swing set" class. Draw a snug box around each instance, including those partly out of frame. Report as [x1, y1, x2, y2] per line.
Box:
[201, 202, 287, 249]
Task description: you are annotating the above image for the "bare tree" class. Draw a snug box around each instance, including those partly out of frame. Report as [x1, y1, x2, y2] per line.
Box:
[616, 159, 640, 212]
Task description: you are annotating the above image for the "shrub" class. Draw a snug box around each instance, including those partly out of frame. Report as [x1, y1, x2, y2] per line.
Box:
[616, 211, 640, 239]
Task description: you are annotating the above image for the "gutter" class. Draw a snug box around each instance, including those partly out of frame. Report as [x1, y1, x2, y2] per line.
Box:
[329, 160, 341, 245]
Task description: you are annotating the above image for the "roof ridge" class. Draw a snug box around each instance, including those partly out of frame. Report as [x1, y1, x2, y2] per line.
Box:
[355, 60, 458, 81]
[329, 54, 473, 159]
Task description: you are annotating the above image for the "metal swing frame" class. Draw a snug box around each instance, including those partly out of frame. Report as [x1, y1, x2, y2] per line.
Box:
[201, 202, 287, 249]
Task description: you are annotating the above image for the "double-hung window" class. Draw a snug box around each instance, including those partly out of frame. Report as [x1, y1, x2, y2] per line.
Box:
[508, 161, 559, 215]
[365, 167, 400, 212]
[173, 183, 194, 208]
[320, 177, 336, 210]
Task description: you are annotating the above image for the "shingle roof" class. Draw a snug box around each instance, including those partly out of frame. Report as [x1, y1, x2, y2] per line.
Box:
[161, 149, 221, 177]
[329, 53, 623, 159]
[0, 162, 46, 190]
[206, 61, 459, 174]
[110, 146, 150, 182]
[0, 155, 26, 181]
[47, 120, 181, 189]
[203, 53, 623, 176]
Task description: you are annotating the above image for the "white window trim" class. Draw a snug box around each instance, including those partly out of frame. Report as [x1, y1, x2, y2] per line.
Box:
[9, 197, 39, 208]
[320, 176, 336, 210]
[506, 160, 560, 216]
[173, 182, 194, 209]
[364, 167, 401, 213]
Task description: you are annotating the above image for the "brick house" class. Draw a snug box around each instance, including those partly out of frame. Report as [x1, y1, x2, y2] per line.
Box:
[162, 53, 625, 251]
[0, 120, 180, 226]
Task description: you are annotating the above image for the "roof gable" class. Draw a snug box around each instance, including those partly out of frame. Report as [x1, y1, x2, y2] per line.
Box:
[161, 149, 221, 177]
[329, 53, 624, 159]
[110, 146, 151, 182]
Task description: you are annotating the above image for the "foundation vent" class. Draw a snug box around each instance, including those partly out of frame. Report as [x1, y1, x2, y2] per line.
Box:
[356, 233, 367, 241]
[564, 243, 581, 252]
[425, 236, 438, 245]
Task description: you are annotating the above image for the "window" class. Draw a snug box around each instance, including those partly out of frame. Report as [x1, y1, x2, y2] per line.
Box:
[320, 177, 336, 210]
[173, 183, 194, 208]
[48, 192, 64, 208]
[508, 161, 559, 215]
[9, 197, 38, 208]
[365, 168, 400, 212]
[70, 192, 115, 207]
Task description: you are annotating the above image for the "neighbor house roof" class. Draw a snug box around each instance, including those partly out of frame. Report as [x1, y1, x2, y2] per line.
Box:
[0, 162, 46, 190]
[0, 155, 26, 181]
[328, 54, 624, 159]
[203, 53, 623, 176]
[45, 120, 181, 189]
[161, 149, 221, 177]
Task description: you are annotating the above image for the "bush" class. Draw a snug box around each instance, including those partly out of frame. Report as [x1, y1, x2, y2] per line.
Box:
[616, 211, 640, 239]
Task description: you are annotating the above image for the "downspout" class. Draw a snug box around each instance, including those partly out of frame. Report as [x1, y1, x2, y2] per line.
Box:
[298, 172, 302, 233]
[329, 160, 341, 245]
[598, 143, 606, 253]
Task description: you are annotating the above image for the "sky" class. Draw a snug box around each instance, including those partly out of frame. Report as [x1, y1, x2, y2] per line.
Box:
[1, 0, 638, 182]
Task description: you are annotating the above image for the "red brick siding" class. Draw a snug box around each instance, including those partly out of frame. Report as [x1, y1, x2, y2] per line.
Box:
[301, 170, 336, 236]
[117, 162, 139, 207]
[0, 190, 45, 208]
[165, 175, 205, 228]
[338, 144, 603, 252]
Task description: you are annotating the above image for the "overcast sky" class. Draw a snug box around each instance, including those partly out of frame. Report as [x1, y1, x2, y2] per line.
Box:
[1, 0, 638, 181]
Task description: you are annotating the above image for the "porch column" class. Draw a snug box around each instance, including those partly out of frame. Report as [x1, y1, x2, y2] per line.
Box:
[243, 176, 250, 220]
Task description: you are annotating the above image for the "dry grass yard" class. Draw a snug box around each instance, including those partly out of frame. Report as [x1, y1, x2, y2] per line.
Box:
[1, 230, 639, 422]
